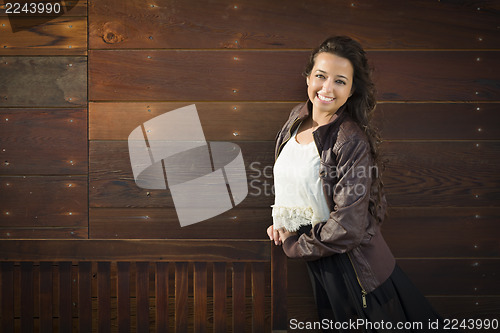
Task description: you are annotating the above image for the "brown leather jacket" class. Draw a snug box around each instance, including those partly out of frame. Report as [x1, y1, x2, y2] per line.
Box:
[276, 101, 395, 293]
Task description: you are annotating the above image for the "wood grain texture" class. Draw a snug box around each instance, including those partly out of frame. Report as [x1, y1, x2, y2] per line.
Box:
[155, 262, 169, 332]
[193, 262, 207, 333]
[135, 262, 150, 333]
[89, 0, 500, 49]
[0, 109, 87, 174]
[0, 240, 271, 262]
[382, 141, 500, 207]
[20, 261, 34, 332]
[0, 56, 87, 107]
[175, 262, 188, 333]
[213, 262, 227, 333]
[58, 261, 73, 332]
[1, 262, 15, 332]
[0, 17, 87, 55]
[97, 262, 111, 333]
[38, 261, 53, 333]
[90, 102, 500, 141]
[0, 176, 87, 228]
[383, 207, 500, 258]
[376, 103, 500, 140]
[89, 50, 499, 102]
[90, 140, 499, 208]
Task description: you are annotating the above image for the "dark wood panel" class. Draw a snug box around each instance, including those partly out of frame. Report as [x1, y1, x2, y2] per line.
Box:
[89, 50, 499, 102]
[0, 240, 272, 262]
[89, 208, 271, 240]
[0, 176, 87, 227]
[0, 56, 87, 107]
[287, 259, 500, 297]
[376, 103, 500, 140]
[90, 140, 499, 207]
[384, 207, 500, 258]
[89, 207, 498, 259]
[383, 141, 500, 207]
[0, 17, 87, 55]
[0, 227, 87, 239]
[0, 109, 87, 174]
[0, 1, 88, 16]
[89, 141, 275, 209]
[89, 102, 292, 141]
[89, 0, 500, 49]
[90, 102, 500, 141]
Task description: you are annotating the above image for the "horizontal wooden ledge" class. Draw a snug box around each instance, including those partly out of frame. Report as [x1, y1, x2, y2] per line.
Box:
[0, 239, 271, 262]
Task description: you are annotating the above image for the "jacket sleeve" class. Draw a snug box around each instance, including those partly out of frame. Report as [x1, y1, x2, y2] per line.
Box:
[282, 139, 373, 260]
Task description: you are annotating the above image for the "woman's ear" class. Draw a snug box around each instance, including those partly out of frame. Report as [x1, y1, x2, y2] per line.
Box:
[306, 76, 310, 86]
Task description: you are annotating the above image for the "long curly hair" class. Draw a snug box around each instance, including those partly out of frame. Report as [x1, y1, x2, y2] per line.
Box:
[304, 36, 385, 217]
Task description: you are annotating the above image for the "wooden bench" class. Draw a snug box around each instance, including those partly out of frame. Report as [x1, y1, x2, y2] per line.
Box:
[0, 239, 287, 332]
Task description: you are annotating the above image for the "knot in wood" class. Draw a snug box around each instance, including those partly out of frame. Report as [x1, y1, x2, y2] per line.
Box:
[103, 31, 123, 44]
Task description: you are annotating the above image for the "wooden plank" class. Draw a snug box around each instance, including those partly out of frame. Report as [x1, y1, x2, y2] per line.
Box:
[0, 176, 87, 227]
[90, 140, 499, 208]
[0, 17, 87, 55]
[88, 0, 500, 49]
[89, 208, 271, 239]
[193, 262, 207, 333]
[0, 56, 87, 107]
[97, 262, 111, 333]
[58, 261, 73, 333]
[376, 103, 500, 140]
[0, 227, 87, 239]
[155, 262, 169, 332]
[0, 1, 88, 16]
[384, 207, 500, 258]
[89, 50, 499, 102]
[0, 109, 87, 174]
[1, 262, 15, 332]
[135, 262, 149, 333]
[251, 262, 266, 333]
[90, 102, 500, 142]
[175, 262, 188, 333]
[78, 262, 92, 333]
[39, 262, 53, 333]
[0, 240, 271, 262]
[116, 262, 130, 333]
[383, 141, 500, 207]
[271, 245, 287, 331]
[287, 259, 500, 297]
[213, 262, 227, 333]
[89, 102, 292, 141]
[232, 262, 246, 332]
[20, 262, 34, 333]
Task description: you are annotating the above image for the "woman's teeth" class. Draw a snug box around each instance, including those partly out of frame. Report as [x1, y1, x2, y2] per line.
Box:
[317, 93, 333, 102]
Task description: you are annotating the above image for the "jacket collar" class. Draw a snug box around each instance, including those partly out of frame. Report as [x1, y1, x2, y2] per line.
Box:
[298, 99, 347, 134]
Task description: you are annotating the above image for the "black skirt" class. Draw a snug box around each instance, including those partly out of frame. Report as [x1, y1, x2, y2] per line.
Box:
[298, 229, 456, 332]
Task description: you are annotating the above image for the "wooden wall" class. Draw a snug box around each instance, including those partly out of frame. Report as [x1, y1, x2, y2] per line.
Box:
[1, 0, 499, 330]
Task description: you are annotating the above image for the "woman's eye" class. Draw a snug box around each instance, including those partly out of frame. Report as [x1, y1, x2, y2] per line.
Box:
[336, 80, 346, 85]
[315, 74, 325, 79]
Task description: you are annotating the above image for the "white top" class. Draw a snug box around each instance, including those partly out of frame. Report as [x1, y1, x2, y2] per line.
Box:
[272, 126, 331, 232]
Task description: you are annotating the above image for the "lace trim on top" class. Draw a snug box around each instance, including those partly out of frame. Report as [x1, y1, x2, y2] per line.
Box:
[271, 205, 323, 232]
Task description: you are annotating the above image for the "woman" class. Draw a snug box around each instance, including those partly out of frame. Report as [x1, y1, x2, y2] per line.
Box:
[267, 36, 446, 332]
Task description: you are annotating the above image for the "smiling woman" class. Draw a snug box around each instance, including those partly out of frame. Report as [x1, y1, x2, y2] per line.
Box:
[268, 36, 456, 332]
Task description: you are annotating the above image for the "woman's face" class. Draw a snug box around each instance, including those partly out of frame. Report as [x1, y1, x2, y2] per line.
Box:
[306, 52, 354, 116]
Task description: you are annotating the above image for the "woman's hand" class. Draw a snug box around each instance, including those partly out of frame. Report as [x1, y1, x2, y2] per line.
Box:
[267, 225, 282, 245]
[277, 228, 297, 243]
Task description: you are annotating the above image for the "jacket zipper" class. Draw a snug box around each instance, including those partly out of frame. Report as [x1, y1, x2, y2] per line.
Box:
[275, 117, 301, 161]
[347, 252, 368, 308]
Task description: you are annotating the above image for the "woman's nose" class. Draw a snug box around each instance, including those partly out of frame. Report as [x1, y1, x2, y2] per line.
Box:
[322, 79, 334, 92]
